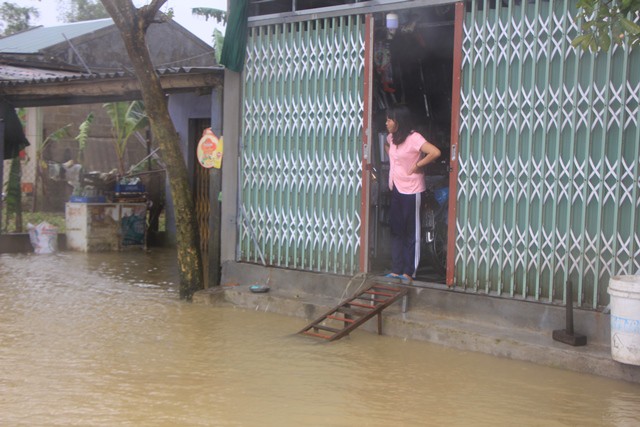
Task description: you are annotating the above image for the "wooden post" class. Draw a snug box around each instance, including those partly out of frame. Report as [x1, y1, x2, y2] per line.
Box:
[446, 2, 466, 287]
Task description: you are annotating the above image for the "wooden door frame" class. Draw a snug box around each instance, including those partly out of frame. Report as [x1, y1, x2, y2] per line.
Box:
[446, 1, 465, 286]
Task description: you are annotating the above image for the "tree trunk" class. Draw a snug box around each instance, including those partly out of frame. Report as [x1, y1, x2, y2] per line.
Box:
[101, 0, 203, 299]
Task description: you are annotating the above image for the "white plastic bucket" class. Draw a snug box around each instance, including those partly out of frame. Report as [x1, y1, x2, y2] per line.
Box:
[608, 275, 640, 365]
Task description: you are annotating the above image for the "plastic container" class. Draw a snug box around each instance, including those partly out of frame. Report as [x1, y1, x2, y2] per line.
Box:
[69, 195, 106, 203]
[608, 275, 640, 365]
[115, 184, 145, 193]
[386, 13, 399, 30]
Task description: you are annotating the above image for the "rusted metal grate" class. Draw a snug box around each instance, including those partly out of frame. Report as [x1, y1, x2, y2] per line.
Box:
[298, 282, 408, 341]
[195, 156, 210, 285]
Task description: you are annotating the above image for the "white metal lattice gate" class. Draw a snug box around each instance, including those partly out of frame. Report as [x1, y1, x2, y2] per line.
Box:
[240, 17, 365, 275]
[455, 0, 640, 309]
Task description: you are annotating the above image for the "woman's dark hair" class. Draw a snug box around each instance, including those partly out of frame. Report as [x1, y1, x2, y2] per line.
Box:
[386, 105, 414, 145]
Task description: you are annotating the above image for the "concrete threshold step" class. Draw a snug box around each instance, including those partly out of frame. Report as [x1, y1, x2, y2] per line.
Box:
[193, 283, 342, 319]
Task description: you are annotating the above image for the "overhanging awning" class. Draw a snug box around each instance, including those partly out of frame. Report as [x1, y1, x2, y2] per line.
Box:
[221, 0, 248, 72]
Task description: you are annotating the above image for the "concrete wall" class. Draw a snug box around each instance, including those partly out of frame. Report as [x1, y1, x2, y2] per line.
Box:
[0, 233, 66, 253]
[220, 70, 241, 263]
[219, 260, 612, 346]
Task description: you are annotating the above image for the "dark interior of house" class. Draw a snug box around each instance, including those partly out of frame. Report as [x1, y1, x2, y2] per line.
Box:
[369, 6, 455, 284]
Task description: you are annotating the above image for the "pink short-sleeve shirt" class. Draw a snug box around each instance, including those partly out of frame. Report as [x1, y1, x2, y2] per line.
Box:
[387, 131, 427, 194]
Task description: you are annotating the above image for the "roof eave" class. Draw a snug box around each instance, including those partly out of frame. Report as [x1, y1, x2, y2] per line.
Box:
[0, 67, 225, 108]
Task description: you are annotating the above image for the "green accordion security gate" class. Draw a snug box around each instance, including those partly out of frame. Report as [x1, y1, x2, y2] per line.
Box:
[240, 17, 365, 275]
[456, 0, 640, 308]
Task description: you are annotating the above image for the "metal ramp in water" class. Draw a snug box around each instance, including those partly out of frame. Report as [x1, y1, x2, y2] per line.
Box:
[297, 282, 409, 341]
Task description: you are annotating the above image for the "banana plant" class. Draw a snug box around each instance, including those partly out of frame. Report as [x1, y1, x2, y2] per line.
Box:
[32, 122, 71, 213]
[38, 124, 71, 167]
[103, 101, 149, 175]
[75, 112, 94, 165]
[34, 112, 94, 211]
[191, 7, 227, 24]
[192, 7, 226, 60]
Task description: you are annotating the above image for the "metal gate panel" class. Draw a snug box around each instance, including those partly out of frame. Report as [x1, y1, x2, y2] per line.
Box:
[457, 0, 640, 308]
[240, 17, 365, 275]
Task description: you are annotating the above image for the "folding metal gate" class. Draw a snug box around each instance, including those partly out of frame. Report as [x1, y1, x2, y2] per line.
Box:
[456, 0, 640, 308]
[240, 16, 365, 275]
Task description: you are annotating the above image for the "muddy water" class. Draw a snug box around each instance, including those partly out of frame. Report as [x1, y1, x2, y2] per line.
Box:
[1, 249, 639, 426]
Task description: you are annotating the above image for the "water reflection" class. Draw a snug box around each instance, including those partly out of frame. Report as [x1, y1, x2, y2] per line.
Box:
[1, 250, 639, 426]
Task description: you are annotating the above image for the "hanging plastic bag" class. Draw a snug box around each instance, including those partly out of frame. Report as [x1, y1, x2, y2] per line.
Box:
[27, 221, 58, 254]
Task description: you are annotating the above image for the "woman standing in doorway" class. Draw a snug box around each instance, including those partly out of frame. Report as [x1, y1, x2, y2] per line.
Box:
[385, 105, 441, 283]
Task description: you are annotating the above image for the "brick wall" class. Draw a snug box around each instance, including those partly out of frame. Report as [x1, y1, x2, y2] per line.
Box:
[41, 103, 151, 172]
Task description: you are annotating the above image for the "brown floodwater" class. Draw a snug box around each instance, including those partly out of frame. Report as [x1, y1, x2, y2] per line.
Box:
[1, 248, 639, 426]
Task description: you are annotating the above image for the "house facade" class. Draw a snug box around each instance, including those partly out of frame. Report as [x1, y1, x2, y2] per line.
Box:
[0, 18, 221, 212]
[220, 0, 640, 315]
[0, 19, 223, 266]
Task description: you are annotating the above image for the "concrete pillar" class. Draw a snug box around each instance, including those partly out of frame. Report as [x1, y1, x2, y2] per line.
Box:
[220, 69, 241, 263]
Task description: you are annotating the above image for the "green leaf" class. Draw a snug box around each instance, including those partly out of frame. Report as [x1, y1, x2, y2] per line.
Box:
[571, 34, 590, 48]
[41, 124, 71, 152]
[213, 28, 224, 63]
[577, 0, 595, 13]
[103, 101, 148, 174]
[620, 17, 640, 35]
[192, 7, 227, 24]
[75, 112, 94, 152]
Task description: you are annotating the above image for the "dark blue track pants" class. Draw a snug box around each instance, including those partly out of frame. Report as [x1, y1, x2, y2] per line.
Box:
[389, 186, 421, 277]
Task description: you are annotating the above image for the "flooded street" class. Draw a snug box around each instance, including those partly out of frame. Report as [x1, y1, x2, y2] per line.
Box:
[1, 249, 639, 426]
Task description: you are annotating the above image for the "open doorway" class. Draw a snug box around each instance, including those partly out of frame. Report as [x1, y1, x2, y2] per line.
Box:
[369, 5, 455, 284]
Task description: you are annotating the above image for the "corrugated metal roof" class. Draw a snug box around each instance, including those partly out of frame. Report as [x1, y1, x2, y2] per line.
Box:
[0, 19, 113, 54]
[0, 64, 79, 81]
[0, 66, 224, 87]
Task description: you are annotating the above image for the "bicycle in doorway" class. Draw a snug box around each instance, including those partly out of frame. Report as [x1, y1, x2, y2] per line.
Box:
[421, 175, 448, 276]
